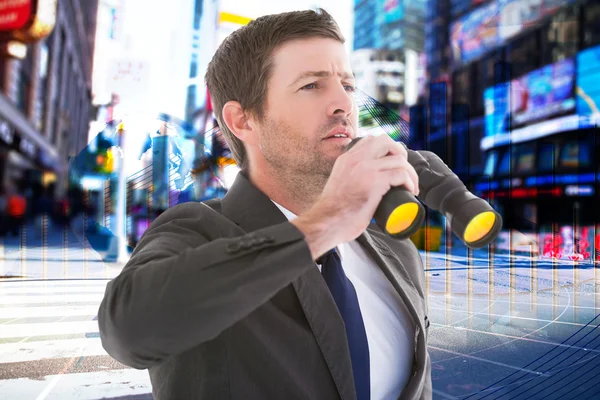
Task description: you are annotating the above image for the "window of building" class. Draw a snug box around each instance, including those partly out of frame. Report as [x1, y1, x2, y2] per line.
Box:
[473, 56, 497, 116]
[0, 59, 6, 92]
[451, 103, 469, 173]
[51, 30, 66, 145]
[185, 85, 196, 123]
[189, 54, 198, 78]
[193, 0, 203, 30]
[63, 55, 73, 111]
[583, 0, 600, 49]
[17, 44, 35, 115]
[541, 4, 579, 65]
[468, 117, 484, 172]
[38, 32, 54, 133]
[513, 142, 536, 174]
[452, 66, 470, 105]
[497, 147, 511, 176]
[483, 150, 498, 177]
[559, 139, 592, 169]
[538, 142, 558, 172]
[429, 82, 448, 141]
[507, 31, 540, 79]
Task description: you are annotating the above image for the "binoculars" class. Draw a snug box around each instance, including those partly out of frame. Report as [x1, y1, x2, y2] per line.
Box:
[347, 138, 502, 249]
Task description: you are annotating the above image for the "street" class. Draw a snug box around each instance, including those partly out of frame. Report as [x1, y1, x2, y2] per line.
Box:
[0, 225, 599, 399]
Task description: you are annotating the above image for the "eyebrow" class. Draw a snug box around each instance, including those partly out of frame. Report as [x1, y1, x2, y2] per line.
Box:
[288, 70, 356, 87]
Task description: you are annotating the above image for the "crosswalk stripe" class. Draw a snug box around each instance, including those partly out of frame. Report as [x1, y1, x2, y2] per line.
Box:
[0, 321, 99, 339]
[0, 305, 98, 319]
[0, 294, 104, 305]
[0, 286, 107, 294]
[0, 338, 107, 364]
[0, 280, 110, 287]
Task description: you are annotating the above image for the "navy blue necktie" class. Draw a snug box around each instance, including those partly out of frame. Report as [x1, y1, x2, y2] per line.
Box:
[318, 249, 371, 400]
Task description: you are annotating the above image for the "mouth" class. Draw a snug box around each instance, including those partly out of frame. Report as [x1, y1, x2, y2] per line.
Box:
[323, 127, 353, 141]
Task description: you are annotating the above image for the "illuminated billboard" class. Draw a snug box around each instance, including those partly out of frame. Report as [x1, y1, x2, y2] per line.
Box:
[509, 57, 575, 127]
[484, 83, 510, 138]
[450, 1, 500, 65]
[381, 0, 404, 23]
[0, 0, 32, 31]
[451, 0, 576, 65]
[450, 0, 487, 17]
[498, 0, 545, 40]
[484, 57, 575, 138]
[576, 44, 600, 117]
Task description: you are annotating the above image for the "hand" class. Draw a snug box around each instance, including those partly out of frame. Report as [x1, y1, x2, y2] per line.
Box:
[292, 135, 419, 258]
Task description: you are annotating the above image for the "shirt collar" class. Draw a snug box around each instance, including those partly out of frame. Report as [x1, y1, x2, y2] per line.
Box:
[272, 200, 298, 221]
[271, 199, 344, 262]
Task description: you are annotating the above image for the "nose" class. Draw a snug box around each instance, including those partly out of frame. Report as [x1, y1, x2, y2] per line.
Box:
[326, 83, 354, 118]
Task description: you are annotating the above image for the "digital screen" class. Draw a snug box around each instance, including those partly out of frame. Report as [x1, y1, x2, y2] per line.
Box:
[515, 144, 536, 174]
[560, 141, 591, 169]
[576, 44, 600, 116]
[541, 0, 576, 16]
[136, 219, 150, 242]
[499, 0, 544, 41]
[510, 58, 575, 127]
[381, 0, 404, 23]
[538, 143, 558, 172]
[484, 83, 510, 137]
[450, 1, 500, 64]
[452, 0, 576, 64]
[484, 150, 498, 176]
[450, 0, 487, 17]
[497, 148, 512, 175]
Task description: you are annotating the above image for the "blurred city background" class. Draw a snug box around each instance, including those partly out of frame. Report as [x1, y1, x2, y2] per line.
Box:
[0, 0, 599, 399]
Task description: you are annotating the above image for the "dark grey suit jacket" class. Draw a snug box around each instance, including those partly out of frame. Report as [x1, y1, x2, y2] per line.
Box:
[98, 171, 432, 400]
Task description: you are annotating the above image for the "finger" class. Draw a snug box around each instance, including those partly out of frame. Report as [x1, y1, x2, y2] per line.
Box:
[371, 154, 409, 171]
[377, 136, 407, 158]
[380, 169, 416, 195]
[406, 163, 420, 196]
[345, 135, 375, 154]
[350, 135, 407, 160]
[371, 156, 419, 196]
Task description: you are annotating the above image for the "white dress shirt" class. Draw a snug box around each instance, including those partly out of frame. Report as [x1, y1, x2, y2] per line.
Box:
[272, 201, 415, 400]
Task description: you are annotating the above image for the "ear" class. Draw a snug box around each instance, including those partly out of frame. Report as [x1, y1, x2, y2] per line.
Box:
[222, 101, 259, 145]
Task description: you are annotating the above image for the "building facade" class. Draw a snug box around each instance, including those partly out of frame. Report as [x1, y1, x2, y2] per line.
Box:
[352, 0, 426, 123]
[0, 0, 99, 198]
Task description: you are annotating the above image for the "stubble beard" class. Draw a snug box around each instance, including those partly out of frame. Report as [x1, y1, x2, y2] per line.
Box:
[260, 119, 337, 209]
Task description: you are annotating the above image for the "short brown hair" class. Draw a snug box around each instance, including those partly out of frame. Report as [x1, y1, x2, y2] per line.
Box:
[205, 8, 345, 171]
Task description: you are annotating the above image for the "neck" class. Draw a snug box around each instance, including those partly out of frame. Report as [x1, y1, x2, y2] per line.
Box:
[247, 163, 326, 216]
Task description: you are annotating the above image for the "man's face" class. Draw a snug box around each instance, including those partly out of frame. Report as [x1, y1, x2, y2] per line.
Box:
[253, 37, 359, 180]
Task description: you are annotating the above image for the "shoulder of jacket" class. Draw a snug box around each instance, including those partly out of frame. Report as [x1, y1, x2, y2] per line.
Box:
[151, 201, 224, 225]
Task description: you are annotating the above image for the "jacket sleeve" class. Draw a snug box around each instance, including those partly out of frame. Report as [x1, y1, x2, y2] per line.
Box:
[97, 203, 315, 370]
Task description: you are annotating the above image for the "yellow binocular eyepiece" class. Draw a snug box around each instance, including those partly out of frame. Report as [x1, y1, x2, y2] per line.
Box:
[375, 187, 425, 240]
[463, 211, 498, 244]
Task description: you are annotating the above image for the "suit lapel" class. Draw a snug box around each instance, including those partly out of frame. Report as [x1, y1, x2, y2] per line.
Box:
[292, 269, 357, 400]
[220, 172, 356, 400]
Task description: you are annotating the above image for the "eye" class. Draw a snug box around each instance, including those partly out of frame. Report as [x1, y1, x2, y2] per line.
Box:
[301, 83, 319, 90]
[344, 84, 356, 92]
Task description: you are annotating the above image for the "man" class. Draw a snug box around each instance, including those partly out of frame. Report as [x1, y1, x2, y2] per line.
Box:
[98, 8, 432, 400]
